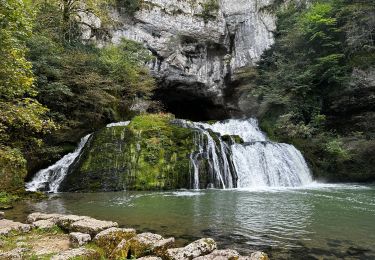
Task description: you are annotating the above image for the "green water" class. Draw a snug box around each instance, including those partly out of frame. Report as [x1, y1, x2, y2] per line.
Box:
[7, 184, 375, 259]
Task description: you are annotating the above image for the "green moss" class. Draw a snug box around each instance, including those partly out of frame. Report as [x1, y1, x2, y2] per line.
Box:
[60, 113, 196, 191]
[0, 192, 19, 209]
[196, 0, 220, 22]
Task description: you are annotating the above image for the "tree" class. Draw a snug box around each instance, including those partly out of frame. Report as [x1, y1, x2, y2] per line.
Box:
[0, 0, 55, 191]
[32, 0, 115, 43]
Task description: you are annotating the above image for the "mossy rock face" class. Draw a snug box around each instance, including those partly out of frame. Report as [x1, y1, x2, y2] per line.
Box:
[59, 114, 196, 191]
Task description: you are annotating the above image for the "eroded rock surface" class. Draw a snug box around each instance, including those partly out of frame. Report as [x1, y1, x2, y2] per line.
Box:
[166, 238, 217, 260]
[83, 0, 278, 119]
[193, 249, 240, 259]
[70, 218, 118, 237]
[51, 247, 99, 260]
[0, 219, 31, 236]
[94, 227, 136, 254]
[69, 232, 92, 247]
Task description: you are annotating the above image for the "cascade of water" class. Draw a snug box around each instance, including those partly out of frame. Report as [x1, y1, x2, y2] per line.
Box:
[180, 118, 313, 189]
[106, 121, 130, 128]
[26, 134, 91, 192]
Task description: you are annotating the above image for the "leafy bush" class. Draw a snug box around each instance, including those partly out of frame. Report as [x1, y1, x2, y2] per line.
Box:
[117, 0, 142, 15]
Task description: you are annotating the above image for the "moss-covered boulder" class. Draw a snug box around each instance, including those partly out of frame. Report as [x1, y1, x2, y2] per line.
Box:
[59, 114, 196, 191]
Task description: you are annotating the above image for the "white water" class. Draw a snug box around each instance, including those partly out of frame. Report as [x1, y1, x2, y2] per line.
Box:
[26, 118, 312, 192]
[26, 134, 91, 192]
[181, 118, 313, 189]
[106, 121, 130, 127]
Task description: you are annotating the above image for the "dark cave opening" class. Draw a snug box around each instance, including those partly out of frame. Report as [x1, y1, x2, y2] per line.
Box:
[154, 86, 231, 122]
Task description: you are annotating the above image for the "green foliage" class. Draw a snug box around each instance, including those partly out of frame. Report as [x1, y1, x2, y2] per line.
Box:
[325, 139, 351, 161]
[31, 0, 115, 43]
[0, 147, 27, 193]
[199, 0, 220, 22]
[99, 38, 156, 97]
[0, 192, 20, 209]
[117, 0, 142, 15]
[0, 0, 56, 192]
[256, 0, 375, 181]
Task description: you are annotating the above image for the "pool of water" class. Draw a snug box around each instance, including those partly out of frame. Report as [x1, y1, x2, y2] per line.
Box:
[7, 183, 375, 259]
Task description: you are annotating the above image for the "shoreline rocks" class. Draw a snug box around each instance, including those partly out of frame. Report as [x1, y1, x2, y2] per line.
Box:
[0, 211, 269, 260]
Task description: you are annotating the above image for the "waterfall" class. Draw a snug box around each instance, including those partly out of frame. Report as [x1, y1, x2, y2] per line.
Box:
[180, 118, 312, 189]
[106, 121, 130, 128]
[26, 134, 91, 192]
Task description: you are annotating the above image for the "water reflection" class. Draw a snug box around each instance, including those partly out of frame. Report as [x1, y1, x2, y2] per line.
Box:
[6, 185, 375, 259]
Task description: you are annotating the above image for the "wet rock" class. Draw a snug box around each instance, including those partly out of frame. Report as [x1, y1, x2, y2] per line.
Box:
[56, 214, 87, 230]
[194, 249, 240, 259]
[239, 251, 269, 260]
[70, 218, 118, 237]
[166, 238, 217, 260]
[0, 211, 4, 220]
[32, 219, 56, 230]
[27, 212, 62, 224]
[0, 248, 27, 259]
[0, 219, 31, 236]
[51, 247, 99, 260]
[69, 232, 92, 247]
[94, 227, 136, 254]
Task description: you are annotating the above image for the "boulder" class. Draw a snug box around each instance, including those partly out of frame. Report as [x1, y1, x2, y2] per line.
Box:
[0, 248, 27, 259]
[166, 238, 217, 260]
[0, 219, 31, 236]
[51, 247, 99, 260]
[239, 251, 269, 260]
[56, 215, 87, 230]
[110, 239, 128, 259]
[94, 227, 136, 254]
[193, 249, 240, 260]
[0, 211, 4, 220]
[152, 237, 175, 257]
[111, 232, 174, 259]
[70, 218, 118, 237]
[27, 212, 62, 224]
[69, 232, 92, 248]
[32, 219, 56, 230]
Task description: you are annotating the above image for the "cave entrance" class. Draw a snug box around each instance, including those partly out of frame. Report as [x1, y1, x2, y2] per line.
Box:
[154, 86, 230, 122]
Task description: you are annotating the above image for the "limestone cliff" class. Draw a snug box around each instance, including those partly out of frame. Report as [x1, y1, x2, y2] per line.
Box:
[82, 0, 277, 119]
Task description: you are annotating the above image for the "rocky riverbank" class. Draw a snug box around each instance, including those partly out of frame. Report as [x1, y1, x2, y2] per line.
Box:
[0, 211, 269, 260]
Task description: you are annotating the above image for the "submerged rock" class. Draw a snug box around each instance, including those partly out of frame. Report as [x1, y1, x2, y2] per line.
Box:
[51, 247, 99, 260]
[166, 238, 217, 260]
[0, 211, 4, 220]
[69, 232, 92, 247]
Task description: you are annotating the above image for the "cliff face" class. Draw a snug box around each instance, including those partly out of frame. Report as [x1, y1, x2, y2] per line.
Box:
[84, 0, 277, 119]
